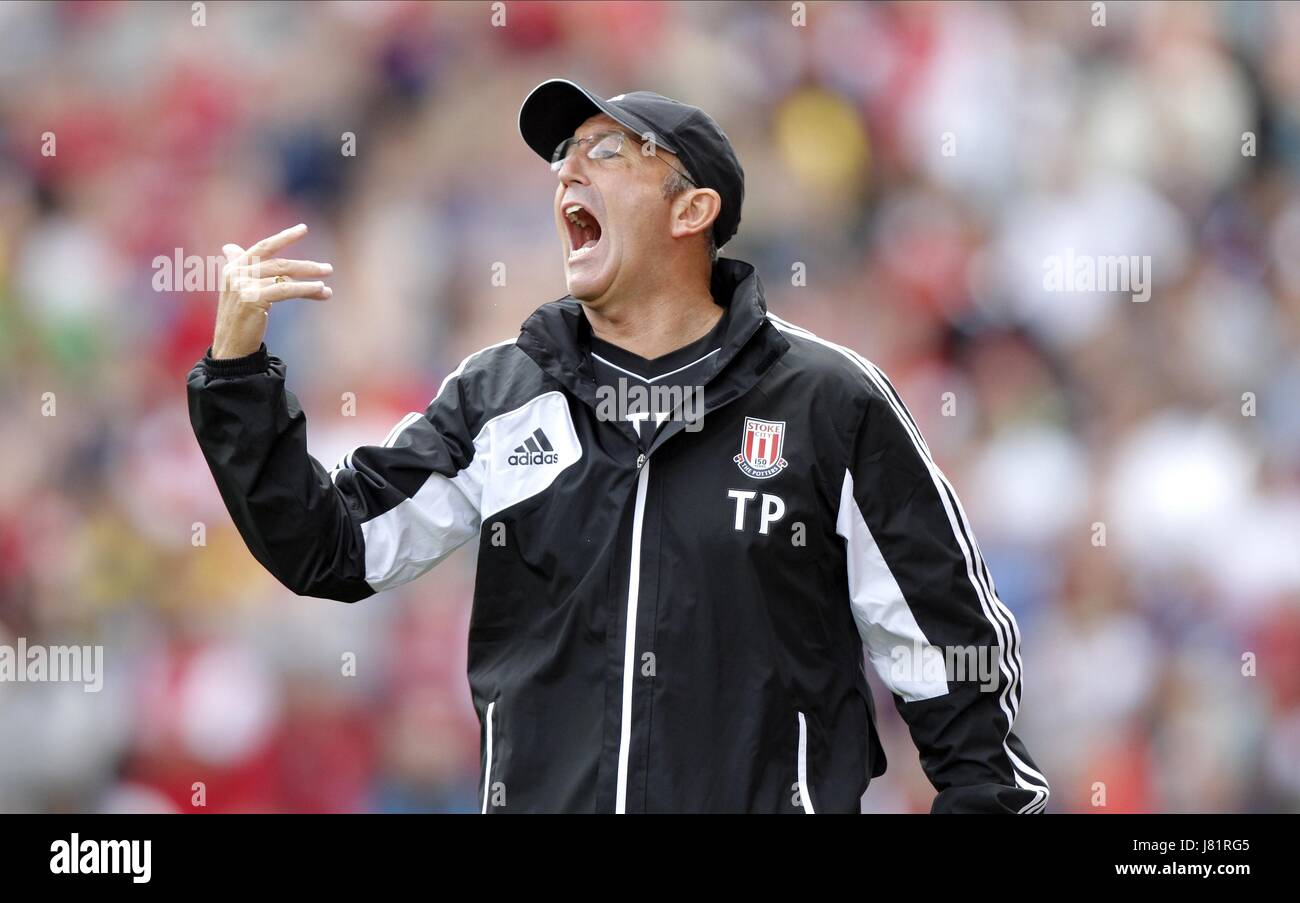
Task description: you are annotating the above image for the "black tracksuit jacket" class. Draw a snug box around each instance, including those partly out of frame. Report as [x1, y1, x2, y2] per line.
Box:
[187, 258, 1050, 814]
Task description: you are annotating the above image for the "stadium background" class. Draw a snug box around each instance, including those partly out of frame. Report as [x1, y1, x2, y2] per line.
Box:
[1, 0, 1298, 813]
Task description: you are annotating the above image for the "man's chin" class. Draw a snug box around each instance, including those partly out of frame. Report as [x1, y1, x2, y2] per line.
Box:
[564, 271, 612, 303]
[563, 239, 616, 301]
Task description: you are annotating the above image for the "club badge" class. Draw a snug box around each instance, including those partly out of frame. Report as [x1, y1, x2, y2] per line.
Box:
[734, 416, 788, 479]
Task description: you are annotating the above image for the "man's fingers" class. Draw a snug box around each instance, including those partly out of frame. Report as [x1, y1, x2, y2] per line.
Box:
[241, 280, 333, 304]
[239, 223, 308, 264]
[241, 258, 334, 279]
[221, 227, 329, 303]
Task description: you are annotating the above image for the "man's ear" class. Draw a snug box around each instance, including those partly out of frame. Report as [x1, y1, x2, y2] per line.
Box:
[671, 188, 722, 240]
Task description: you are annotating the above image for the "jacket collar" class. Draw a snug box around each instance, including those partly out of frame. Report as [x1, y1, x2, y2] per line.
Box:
[516, 258, 790, 448]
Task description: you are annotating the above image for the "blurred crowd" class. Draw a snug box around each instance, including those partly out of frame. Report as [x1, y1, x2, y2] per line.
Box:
[1, 0, 1298, 813]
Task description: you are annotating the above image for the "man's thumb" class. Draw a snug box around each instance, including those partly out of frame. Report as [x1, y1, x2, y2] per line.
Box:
[222, 244, 244, 263]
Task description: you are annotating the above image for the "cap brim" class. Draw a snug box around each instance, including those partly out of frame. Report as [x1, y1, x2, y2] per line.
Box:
[518, 78, 679, 163]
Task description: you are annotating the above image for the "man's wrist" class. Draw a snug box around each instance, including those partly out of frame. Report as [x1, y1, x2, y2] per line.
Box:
[203, 343, 270, 377]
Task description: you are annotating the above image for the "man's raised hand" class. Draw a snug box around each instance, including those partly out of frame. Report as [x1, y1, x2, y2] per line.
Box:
[211, 223, 334, 359]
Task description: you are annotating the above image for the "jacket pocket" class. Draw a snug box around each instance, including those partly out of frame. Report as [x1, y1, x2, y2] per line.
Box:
[796, 711, 816, 814]
[481, 699, 498, 814]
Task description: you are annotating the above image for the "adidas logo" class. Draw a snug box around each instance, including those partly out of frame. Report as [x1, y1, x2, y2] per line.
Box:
[507, 428, 559, 466]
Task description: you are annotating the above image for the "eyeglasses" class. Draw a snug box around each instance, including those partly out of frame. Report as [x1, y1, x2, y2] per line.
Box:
[551, 129, 696, 186]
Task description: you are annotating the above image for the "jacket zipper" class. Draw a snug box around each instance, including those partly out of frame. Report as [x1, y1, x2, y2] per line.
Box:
[797, 711, 816, 814]
[614, 457, 650, 813]
[481, 699, 496, 814]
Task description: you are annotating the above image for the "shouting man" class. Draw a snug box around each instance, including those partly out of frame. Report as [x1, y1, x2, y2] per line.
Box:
[188, 79, 1049, 814]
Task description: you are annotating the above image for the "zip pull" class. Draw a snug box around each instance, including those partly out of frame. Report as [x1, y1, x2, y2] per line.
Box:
[635, 452, 646, 470]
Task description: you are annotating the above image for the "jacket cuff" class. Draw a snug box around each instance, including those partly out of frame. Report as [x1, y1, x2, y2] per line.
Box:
[203, 343, 270, 378]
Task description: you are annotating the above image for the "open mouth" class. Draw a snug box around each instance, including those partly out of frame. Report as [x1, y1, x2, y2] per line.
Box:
[563, 202, 604, 262]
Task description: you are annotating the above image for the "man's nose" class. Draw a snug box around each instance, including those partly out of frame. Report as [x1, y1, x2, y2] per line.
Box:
[554, 150, 590, 186]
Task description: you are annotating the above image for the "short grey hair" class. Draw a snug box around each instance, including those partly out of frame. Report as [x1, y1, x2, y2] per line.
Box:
[661, 169, 718, 265]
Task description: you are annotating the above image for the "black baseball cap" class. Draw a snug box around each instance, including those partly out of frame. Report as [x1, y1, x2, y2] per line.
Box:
[518, 78, 745, 249]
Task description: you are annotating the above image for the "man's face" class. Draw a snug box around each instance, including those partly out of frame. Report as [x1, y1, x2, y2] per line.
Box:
[552, 113, 687, 303]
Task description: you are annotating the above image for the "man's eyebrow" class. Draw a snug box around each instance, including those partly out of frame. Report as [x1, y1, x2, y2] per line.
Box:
[574, 127, 621, 141]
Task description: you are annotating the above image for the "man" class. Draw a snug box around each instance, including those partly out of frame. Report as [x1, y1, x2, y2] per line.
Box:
[187, 78, 1049, 814]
